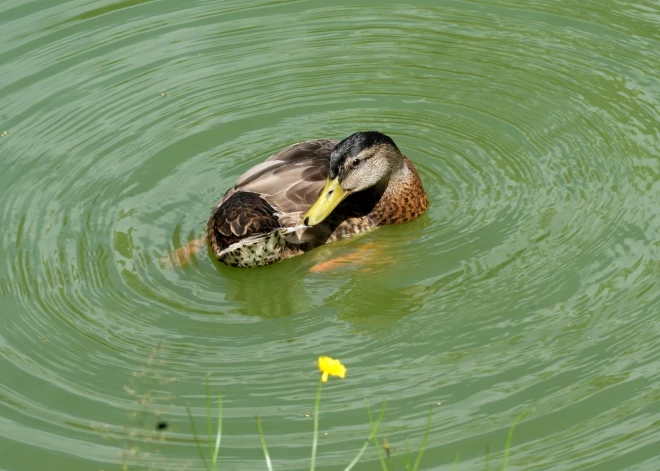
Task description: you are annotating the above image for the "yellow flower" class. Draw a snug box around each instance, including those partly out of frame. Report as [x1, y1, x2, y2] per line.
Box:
[317, 356, 346, 382]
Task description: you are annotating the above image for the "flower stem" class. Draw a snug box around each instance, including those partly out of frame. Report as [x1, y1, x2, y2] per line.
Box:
[310, 378, 323, 471]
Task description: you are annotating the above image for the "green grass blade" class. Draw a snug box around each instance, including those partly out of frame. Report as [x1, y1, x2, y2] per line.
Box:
[501, 411, 526, 471]
[343, 399, 387, 471]
[484, 444, 490, 471]
[405, 436, 412, 471]
[366, 401, 388, 471]
[257, 415, 274, 471]
[186, 403, 211, 471]
[212, 393, 223, 467]
[206, 374, 213, 459]
[411, 406, 433, 471]
[451, 451, 460, 470]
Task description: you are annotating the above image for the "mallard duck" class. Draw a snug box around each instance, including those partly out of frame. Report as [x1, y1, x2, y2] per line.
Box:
[207, 131, 429, 267]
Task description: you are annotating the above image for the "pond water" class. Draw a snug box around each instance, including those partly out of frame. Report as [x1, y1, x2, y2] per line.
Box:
[1, 1, 659, 470]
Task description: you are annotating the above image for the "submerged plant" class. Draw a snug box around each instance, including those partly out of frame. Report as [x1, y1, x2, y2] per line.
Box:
[93, 342, 176, 471]
[183, 355, 525, 471]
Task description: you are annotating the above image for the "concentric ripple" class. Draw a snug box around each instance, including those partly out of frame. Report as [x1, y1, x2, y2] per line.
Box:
[1, 0, 660, 470]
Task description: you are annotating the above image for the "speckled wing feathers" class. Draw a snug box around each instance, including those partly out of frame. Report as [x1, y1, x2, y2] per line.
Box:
[208, 191, 281, 252]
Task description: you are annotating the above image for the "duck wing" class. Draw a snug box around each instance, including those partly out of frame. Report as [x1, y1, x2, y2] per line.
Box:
[233, 139, 338, 215]
[208, 139, 338, 254]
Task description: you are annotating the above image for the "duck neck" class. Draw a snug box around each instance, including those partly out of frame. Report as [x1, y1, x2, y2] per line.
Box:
[369, 152, 408, 196]
[371, 156, 429, 224]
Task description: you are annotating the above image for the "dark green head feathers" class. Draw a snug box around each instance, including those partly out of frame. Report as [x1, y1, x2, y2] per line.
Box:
[329, 131, 399, 179]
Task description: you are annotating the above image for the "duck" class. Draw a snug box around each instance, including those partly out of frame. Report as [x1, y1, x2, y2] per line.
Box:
[207, 131, 429, 268]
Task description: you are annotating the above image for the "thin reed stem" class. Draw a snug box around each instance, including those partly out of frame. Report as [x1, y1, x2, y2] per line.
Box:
[257, 415, 274, 471]
[205, 375, 213, 461]
[344, 400, 387, 471]
[501, 411, 526, 471]
[186, 403, 211, 471]
[211, 394, 223, 467]
[451, 452, 460, 470]
[366, 401, 388, 471]
[412, 407, 433, 471]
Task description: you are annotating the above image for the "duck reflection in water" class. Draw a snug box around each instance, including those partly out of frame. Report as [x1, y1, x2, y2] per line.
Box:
[200, 234, 427, 328]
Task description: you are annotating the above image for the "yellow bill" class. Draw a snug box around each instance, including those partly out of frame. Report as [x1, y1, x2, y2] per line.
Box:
[304, 177, 347, 226]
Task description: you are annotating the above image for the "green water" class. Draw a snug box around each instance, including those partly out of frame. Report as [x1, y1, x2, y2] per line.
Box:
[2, 0, 660, 469]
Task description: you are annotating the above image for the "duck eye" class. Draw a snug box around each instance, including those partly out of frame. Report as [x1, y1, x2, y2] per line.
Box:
[351, 158, 360, 167]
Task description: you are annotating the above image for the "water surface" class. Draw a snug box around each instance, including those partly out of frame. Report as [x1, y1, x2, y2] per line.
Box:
[1, 0, 660, 470]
